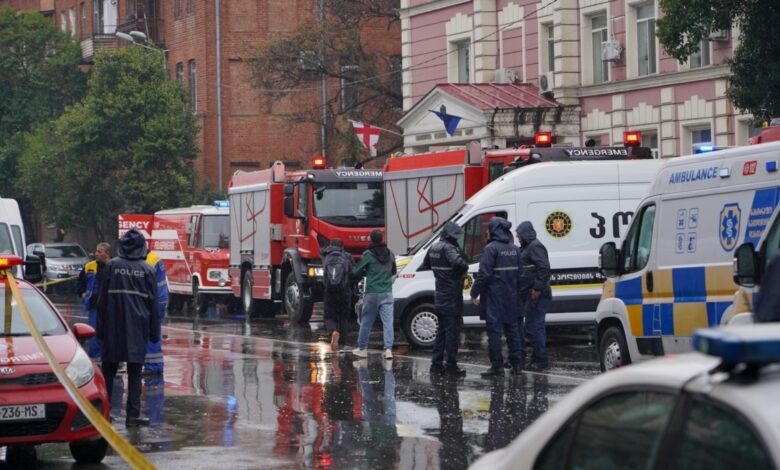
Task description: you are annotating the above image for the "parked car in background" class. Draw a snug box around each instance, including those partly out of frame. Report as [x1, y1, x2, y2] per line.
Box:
[26, 243, 89, 293]
[0, 254, 110, 465]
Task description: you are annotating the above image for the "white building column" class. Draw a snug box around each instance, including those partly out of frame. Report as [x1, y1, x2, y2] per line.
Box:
[660, 87, 678, 157]
[714, 79, 731, 147]
[400, 0, 413, 111]
[611, 94, 626, 144]
[554, 0, 580, 105]
[473, 0, 498, 83]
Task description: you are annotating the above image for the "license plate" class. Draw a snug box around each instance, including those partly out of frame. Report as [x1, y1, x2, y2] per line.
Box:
[0, 404, 46, 421]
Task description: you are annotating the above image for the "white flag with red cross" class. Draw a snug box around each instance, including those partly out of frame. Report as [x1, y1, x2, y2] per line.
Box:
[350, 120, 381, 157]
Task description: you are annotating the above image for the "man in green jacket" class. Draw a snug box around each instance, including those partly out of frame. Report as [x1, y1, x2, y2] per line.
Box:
[353, 230, 397, 360]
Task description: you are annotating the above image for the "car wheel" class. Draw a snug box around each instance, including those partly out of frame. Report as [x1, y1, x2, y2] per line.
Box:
[6, 445, 37, 466]
[403, 303, 438, 349]
[192, 281, 208, 315]
[69, 437, 108, 464]
[284, 272, 313, 324]
[599, 325, 630, 372]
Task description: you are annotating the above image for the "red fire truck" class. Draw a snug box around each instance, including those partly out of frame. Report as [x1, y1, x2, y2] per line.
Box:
[751, 118, 780, 145]
[228, 158, 384, 323]
[118, 201, 231, 313]
[382, 132, 652, 254]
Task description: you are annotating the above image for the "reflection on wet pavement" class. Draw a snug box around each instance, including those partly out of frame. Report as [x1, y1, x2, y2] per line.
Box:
[4, 296, 598, 469]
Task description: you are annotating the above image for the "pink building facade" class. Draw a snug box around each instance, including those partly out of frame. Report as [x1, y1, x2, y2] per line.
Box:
[399, 0, 754, 157]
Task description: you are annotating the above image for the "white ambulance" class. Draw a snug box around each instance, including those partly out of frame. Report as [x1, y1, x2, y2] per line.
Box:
[597, 141, 780, 371]
[393, 153, 663, 348]
[0, 197, 27, 278]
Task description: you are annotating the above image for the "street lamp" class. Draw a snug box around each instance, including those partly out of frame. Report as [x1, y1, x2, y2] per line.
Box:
[115, 30, 167, 71]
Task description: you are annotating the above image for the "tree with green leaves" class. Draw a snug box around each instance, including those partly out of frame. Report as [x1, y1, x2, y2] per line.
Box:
[248, 0, 402, 165]
[657, 0, 780, 121]
[19, 46, 199, 241]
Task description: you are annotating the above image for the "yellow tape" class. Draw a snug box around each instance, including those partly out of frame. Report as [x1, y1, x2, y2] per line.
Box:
[34, 275, 78, 288]
[6, 271, 156, 470]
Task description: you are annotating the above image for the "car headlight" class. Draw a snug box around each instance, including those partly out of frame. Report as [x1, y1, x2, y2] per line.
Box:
[207, 269, 227, 281]
[65, 346, 94, 388]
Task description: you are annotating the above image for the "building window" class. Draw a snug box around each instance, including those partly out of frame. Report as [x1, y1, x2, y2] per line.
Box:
[80, 3, 86, 38]
[188, 60, 197, 113]
[456, 41, 471, 83]
[591, 14, 608, 84]
[187, 0, 194, 14]
[340, 64, 359, 112]
[176, 62, 184, 83]
[641, 131, 659, 157]
[60, 11, 67, 32]
[546, 24, 555, 72]
[689, 39, 710, 68]
[691, 128, 711, 146]
[389, 55, 402, 109]
[636, 4, 656, 76]
[69, 8, 76, 37]
[92, 0, 101, 33]
[174, 0, 181, 20]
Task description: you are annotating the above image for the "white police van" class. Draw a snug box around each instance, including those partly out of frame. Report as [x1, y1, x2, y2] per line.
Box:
[0, 197, 27, 277]
[597, 141, 780, 371]
[393, 148, 663, 348]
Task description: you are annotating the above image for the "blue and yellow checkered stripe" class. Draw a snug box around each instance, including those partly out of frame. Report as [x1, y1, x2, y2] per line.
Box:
[611, 265, 737, 338]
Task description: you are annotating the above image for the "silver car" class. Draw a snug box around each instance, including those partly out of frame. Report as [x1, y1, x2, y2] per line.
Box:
[27, 242, 89, 291]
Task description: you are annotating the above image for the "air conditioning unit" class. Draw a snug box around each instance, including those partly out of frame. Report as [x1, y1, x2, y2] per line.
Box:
[298, 50, 319, 71]
[708, 29, 729, 41]
[601, 40, 622, 62]
[538, 71, 554, 93]
[493, 68, 517, 84]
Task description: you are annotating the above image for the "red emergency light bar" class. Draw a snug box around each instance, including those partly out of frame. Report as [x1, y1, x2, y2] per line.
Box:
[0, 255, 22, 270]
[312, 156, 326, 169]
[624, 131, 641, 147]
[535, 132, 552, 147]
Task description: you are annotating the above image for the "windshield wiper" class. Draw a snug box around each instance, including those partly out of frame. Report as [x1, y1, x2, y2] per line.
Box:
[0, 332, 32, 337]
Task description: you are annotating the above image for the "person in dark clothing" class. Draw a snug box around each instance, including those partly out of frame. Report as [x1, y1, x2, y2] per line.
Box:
[353, 230, 397, 360]
[755, 254, 780, 322]
[470, 217, 524, 378]
[421, 222, 469, 376]
[322, 238, 355, 351]
[98, 228, 159, 427]
[516, 221, 552, 371]
[77, 242, 112, 359]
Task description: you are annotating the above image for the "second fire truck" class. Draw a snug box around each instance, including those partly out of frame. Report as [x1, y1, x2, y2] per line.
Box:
[228, 158, 384, 322]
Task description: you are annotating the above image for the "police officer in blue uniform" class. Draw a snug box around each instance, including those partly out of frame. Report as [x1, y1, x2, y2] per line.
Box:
[470, 217, 524, 378]
[144, 250, 169, 375]
[77, 242, 112, 360]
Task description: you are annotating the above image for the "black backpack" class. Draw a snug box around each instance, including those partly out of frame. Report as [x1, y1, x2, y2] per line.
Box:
[324, 252, 351, 293]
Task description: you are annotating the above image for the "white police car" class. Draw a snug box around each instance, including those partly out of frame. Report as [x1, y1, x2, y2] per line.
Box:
[471, 324, 780, 469]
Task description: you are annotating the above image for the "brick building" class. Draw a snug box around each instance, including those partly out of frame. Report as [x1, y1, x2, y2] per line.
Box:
[2, 0, 401, 191]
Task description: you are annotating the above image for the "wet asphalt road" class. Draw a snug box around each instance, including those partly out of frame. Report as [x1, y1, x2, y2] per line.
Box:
[3, 293, 600, 469]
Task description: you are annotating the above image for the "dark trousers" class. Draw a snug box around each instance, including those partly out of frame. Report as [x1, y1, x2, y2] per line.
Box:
[324, 292, 351, 345]
[102, 361, 143, 419]
[431, 313, 462, 368]
[522, 295, 551, 365]
[485, 315, 524, 369]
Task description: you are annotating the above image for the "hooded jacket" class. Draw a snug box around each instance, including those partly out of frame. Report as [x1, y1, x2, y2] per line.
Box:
[353, 243, 397, 294]
[470, 217, 522, 322]
[97, 229, 160, 363]
[516, 221, 551, 298]
[421, 222, 469, 315]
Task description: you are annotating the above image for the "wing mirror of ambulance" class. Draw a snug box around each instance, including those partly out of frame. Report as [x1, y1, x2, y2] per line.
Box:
[24, 251, 45, 284]
[283, 183, 296, 219]
[598, 242, 621, 278]
[733, 242, 760, 287]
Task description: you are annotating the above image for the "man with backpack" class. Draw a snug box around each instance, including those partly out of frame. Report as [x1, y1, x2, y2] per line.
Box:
[322, 238, 355, 351]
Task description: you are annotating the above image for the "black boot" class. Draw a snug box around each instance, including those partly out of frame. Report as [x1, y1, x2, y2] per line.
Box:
[126, 416, 150, 427]
[480, 367, 504, 378]
[430, 363, 446, 375]
[445, 365, 467, 377]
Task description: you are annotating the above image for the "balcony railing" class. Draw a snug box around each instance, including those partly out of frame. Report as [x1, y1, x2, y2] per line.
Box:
[116, 17, 165, 47]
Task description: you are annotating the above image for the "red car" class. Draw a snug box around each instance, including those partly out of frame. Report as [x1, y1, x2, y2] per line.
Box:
[0, 255, 109, 465]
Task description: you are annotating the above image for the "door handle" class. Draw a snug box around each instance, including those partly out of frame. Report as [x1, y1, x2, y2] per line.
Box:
[646, 271, 654, 293]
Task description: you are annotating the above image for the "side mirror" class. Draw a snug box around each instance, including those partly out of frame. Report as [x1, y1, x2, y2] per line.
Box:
[284, 195, 295, 218]
[23, 254, 44, 283]
[72, 322, 96, 340]
[599, 242, 620, 278]
[733, 242, 759, 287]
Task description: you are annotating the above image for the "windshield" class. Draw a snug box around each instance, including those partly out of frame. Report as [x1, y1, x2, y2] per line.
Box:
[0, 288, 67, 336]
[312, 182, 384, 228]
[45, 244, 87, 258]
[408, 206, 467, 256]
[202, 215, 230, 249]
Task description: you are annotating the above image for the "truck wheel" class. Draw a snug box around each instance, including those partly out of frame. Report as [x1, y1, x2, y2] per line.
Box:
[403, 303, 438, 349]
[192, 281, 208, 315]
[599, 325, 630, 372]
[168, 294, 185, 313]
[284, 272, 313, 323]
[69, 437, 108, 464]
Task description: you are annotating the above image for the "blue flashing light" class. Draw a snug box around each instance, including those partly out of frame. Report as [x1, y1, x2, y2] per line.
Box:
[213, 200, 229, 208]
[694, 144, 717, 154]
[767, 161, 778, 172]
[693, 325, 780, 364]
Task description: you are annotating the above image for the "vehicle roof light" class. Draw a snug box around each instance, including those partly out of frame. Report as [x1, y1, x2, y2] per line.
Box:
[534, 132, 552, 148]
[766, 161, 778, 172]
[213, 200, 229, 208]
[0, 255, 22, 270]
[311, 156, 326, 169]
[693, 325, 780, 365]
[623, 131, 641, 147]
[694, 144, 717, 153]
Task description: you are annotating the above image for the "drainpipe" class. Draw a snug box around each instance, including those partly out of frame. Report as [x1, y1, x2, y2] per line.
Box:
[215, 0, 224, 192]
[319, 0, 327, 157]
